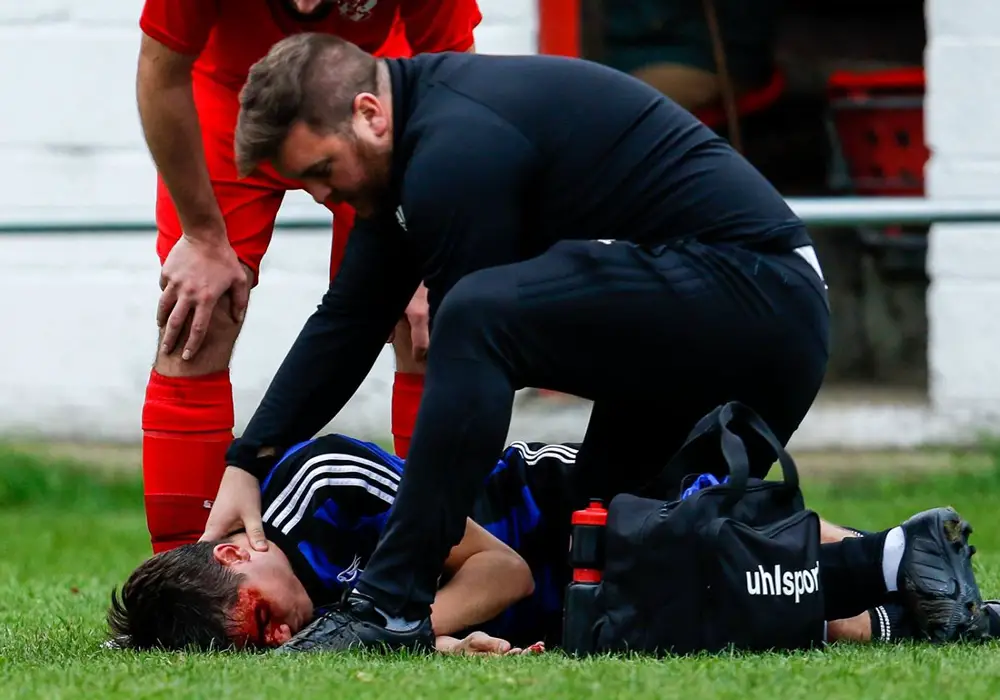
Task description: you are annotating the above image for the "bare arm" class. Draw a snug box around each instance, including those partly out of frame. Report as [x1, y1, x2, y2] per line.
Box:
[137, 27, 250, 357]
[430, 518, 535, 637]
[136, 34, 225, 243]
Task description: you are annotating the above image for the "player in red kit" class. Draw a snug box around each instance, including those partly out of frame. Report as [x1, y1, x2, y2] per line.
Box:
[137, 0, 481, 554]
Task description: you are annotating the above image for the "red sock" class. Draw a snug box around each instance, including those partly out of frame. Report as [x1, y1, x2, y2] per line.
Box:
[142, 370, 234, 553]
[391, 372, 424, 459]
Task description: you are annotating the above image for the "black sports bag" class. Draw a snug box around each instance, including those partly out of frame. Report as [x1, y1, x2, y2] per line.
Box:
[593, 401, 825, 655]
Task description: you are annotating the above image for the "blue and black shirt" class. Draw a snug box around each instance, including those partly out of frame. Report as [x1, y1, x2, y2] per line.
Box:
[260, 433, 579, 645]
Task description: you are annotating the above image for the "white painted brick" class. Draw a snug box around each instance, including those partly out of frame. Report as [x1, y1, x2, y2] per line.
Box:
[0, 1, 537, 149]
[0, 27, 143, 149]
[0, 149, 366, 230]
[276, 189, 335, 226]
[925, 0, 1000, 420]
[0, 0, 144, 26]
[926, 0, 1000, 41]
[925, 156, 1000, 199]
[0, 1, 69, 23]
[0, 233, 392, 441]
[926, 41, 1000, 159]
[928, 224, 1000, 280]
[925, 156, 1000, 283]
[477, 0, 536, 26]
[928, 281, 1000, 403]
[0, 149, 155, 224]
[71, 0, 144, 25]
[475, 24, 538, 55]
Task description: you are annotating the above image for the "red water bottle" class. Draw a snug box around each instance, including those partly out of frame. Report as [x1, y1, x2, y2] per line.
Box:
[562, 499, 608, 656]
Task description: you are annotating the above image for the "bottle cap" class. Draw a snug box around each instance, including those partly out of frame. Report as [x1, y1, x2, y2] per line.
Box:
[571, 499, 607, 526]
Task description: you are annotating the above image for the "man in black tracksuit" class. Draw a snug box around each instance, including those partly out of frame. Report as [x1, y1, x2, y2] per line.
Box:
[204, 35, 883, 653]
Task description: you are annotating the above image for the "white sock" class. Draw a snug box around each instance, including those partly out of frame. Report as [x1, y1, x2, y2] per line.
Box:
[350, 589, 422, 632]
[882, 527, 905, 592]
[375, 606, 422, 632]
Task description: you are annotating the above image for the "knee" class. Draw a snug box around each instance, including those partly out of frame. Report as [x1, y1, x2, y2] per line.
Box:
[154, 297, 244, 377]
[433, 270, 515, 345]
[392, 318, 427, 374]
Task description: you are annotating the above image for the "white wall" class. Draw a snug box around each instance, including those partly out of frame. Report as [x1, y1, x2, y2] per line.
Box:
[2, 0, 999, 449]
[925, 0, 1000, 434]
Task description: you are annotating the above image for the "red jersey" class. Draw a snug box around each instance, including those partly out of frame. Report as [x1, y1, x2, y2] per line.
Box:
[139, 0, 482, 92]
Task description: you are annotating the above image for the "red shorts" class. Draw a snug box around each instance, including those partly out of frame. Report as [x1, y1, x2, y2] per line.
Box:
[154, 77, 356, 283]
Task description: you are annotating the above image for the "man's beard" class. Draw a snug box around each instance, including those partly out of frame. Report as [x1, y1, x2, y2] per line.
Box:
[350, 138, 392, 217]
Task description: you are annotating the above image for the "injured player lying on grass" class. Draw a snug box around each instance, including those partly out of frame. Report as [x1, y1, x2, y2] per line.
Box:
[107, 434, 999, 654]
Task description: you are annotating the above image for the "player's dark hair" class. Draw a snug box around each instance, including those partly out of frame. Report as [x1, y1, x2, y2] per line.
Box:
[235, 32, 379, 177]
[106, 541, 245, 651]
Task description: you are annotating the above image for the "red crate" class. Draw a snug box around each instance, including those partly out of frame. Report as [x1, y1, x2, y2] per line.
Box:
[827, 67, 928, 196]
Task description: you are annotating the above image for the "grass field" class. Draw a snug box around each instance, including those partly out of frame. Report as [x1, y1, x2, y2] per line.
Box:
[3, 445, 1000, 699]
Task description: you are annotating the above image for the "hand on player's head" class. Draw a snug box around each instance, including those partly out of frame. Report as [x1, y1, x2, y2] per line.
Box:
[200, 466, 268, 552]
[106, 535, 312, 651]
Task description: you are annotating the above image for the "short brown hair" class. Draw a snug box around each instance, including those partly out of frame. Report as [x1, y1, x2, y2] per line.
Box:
[107, 541, 244, 651]
[235, 33, 378, 177]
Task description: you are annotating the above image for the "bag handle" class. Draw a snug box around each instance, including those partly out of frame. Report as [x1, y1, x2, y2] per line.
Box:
[652, 401, 800, 501]
[716, 402, 751, 498]
[719, 402, 800, 494]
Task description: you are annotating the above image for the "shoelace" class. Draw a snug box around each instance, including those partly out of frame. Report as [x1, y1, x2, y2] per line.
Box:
[313, 588, 354, 618]
[301, 590, 366, 642]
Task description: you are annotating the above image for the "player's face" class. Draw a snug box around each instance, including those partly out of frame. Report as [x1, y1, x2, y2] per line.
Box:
[279, 93, 393, 218]
[212, 534, 314, 648]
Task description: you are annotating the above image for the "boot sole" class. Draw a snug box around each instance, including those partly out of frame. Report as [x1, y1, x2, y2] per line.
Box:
[901, 508, 987, 643]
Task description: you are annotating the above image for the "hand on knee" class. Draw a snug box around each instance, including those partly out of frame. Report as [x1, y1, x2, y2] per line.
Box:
[154, 293, 245, 377]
